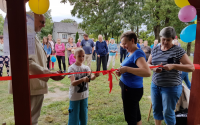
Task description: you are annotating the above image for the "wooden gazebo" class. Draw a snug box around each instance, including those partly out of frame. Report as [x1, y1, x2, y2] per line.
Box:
[5, 0, 200, 124]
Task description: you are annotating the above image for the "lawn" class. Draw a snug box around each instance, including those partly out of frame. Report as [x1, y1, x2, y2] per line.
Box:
[0, 54, 193, 125]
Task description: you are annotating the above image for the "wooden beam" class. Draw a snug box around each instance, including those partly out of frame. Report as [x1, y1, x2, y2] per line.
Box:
[6, 0, 31, 124]
[187, 7, 200, 125]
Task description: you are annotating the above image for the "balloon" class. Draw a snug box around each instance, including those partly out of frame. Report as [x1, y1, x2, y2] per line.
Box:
[175, 0, 190, 8]
[51, 56, 56, 63]
[190, 15, 197, 22]
[0, 0, 7, 13]
[194, 20, 197, 24]
[178, 5, 196, 22]
[180, 24, 197, 43]
[29, 0, 50, 14]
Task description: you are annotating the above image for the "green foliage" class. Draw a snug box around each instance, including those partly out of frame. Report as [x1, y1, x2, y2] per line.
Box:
[143, 0, 191, 39]
[178, 39, 195, 53]
[0, 14, 4, 35]
[139, 30, 155, 46]
[60, 18, 75, 23]
[40, 9, 53, 39]
[75, 32, 79, 43]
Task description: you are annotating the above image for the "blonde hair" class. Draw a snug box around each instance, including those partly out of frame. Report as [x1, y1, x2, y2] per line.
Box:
[74, 48, 85, 56]
[71, 49, 75, 53]
[109, 39, 115, 44]
[42, 37, 50, 48]
[48, 34, 52, 37]
[68, 37, 73, 42]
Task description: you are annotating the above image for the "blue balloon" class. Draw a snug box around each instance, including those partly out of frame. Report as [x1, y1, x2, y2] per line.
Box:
[180, 24, 197, 43]
[51, 56, 56, 62]
[190, 15, 197, 22]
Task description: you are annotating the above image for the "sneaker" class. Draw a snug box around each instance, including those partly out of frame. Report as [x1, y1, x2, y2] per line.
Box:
[120, 63, 122, 66]
[64, 70, 66, 73]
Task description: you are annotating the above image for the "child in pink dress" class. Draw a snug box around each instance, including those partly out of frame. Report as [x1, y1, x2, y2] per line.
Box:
[69, 49, 76, 65]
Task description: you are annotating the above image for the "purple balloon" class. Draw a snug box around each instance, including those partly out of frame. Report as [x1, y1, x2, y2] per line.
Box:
[178, 5, 196, 22]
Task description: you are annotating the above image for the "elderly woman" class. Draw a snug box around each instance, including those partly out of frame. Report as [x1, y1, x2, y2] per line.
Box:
[107, 38, 118, 69]
[96, 35, 108, 71]
[147, 27, 194, 125]
[116, 31, 151, 125]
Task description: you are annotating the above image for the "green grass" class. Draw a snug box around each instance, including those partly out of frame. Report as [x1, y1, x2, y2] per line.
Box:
[0, 54, 194, 125]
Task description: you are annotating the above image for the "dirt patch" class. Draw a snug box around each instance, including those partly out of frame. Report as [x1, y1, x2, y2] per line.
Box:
[44, 88, 68, 102]
[54, 82, 64, 87]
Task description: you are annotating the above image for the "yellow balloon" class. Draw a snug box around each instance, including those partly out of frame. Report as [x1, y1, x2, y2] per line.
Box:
[194, 20, 197, 24]
[175, 0, 190, 8]
[29, 0, 50, 14]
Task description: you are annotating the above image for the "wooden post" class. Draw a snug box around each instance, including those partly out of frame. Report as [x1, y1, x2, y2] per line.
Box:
[187, 0, 200, 124]
[6, 0, 31, 124]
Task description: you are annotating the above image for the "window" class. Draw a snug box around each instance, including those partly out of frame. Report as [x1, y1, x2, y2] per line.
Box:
[62, 34, 67, 39]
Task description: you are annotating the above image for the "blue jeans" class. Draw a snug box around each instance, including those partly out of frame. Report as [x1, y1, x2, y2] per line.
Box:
[151, 82, 182, 125]
[180, 72, 191, 89]
[68, 98, 88, 125]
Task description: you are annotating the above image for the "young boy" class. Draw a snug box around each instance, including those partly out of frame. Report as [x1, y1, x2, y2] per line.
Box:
[68, 48, 99, 125]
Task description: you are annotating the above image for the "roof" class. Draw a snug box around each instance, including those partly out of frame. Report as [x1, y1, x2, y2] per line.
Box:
[53, 22, 85, 34]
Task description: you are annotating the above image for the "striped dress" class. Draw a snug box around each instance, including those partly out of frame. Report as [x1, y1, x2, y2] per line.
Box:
[151, 45, 185, 87]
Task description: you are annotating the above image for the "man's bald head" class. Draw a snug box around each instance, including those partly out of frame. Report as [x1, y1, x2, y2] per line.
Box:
[34, 14, 45, 33]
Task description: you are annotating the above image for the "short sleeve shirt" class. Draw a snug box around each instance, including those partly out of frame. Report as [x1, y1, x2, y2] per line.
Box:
[81, 39, 94, 54]
[120, 49, 146, 88]
[68, 64, 91, 101]
[151, 45, 185, 87]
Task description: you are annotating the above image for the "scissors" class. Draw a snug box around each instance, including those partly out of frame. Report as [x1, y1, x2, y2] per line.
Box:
[87, 70, 92, 82]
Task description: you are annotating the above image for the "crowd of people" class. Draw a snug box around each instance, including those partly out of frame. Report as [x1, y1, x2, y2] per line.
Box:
[1, 13, 194, 125]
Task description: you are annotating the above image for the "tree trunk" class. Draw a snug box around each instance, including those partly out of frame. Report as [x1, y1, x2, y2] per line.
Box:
[104, 33, 108, 40]
[112, 32, 113, 38]
[154, 25, 160, 42]
[137, 25, 139, 38]
[187, 42, 191, 56]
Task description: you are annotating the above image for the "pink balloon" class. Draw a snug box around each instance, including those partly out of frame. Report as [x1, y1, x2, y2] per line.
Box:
[178, 5, 196, 22]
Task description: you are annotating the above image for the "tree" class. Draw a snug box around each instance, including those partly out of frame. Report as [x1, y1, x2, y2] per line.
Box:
[0, 14, 4, 35]
[60, 18, 75, 23]
[122, 0, 145, 37]
[40, 9, 53, 39]
[139, 30, 155, 46]
[75, 32, 79, 43]
[143, 0, 190, 42]
[62, 0, 123, 40]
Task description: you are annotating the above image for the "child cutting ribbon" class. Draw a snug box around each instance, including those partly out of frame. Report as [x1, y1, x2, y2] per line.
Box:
[68, 48, 99, 125]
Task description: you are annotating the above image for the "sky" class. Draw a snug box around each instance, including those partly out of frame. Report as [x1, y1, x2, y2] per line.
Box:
[0, 0, 146, 31]
[0, 0, 83, 23]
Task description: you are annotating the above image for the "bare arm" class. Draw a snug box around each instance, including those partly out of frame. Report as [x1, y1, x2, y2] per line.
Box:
[163, 53, 195, 72]
[69, 75, 89, 86]
[92, 47, 94, 53]
[119, 57, 151, 77]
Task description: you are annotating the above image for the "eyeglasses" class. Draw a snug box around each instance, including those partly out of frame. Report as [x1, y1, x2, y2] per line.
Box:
[40, 21, 45, 25]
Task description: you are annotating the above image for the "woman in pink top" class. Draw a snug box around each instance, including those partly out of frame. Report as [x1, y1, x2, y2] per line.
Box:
[48, 34, 55, 70]
[76, 39, 81, 47]
[55, 38, 66, 72]
[69, 49, 76, 65]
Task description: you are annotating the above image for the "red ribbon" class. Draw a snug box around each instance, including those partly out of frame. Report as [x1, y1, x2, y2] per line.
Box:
[1, 64, 200, 93]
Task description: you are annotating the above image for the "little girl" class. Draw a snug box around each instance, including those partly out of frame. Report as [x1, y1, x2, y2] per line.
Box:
[68, 48, 99, 125]
[69, 49, 76, 65]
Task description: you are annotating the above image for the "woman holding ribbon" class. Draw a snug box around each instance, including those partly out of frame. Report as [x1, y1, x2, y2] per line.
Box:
[116, 31, 151, 125]
[147, 26, 194, 125]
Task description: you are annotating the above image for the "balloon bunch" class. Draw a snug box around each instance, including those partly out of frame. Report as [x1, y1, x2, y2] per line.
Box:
[175, 0, 197, 43]
[29, 0, 50, 14]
